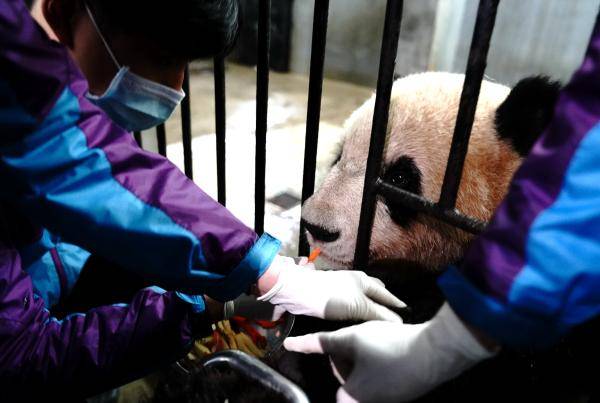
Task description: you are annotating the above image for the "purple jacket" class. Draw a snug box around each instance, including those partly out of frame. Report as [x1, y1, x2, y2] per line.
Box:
[439, 12, 600, 348]
[0, 0, 280, 398]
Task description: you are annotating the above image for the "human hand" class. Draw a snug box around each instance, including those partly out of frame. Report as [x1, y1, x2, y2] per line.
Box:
[257, 255, 406, 322]
[284, 303, 497, 402]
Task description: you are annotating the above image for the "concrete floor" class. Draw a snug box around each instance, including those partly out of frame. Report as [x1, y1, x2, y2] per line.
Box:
[160, 62, 373, 143]
[139, 62, 372, 255]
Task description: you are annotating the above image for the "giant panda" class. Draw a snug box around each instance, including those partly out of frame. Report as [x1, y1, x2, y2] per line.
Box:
[298, 71, 562, 324]
[285, 72, 600, 403]
[301, 71, 559, 272]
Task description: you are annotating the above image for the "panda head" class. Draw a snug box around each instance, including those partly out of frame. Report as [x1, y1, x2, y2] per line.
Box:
[301, 72, 560, 270]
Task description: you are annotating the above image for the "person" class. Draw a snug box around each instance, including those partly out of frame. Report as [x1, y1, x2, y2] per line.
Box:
[0, 0, 406, 399]
[285, 11, 600, 403]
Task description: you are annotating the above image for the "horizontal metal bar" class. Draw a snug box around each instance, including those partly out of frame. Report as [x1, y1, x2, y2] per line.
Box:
[214, 56, 227, 206]
[181, 66, 193, 179]
[353, 0, 404, 270]
[156, 123, 166, 157]
[299, 0, 330, 257]
[255, 0, 271, 235]
[438, 0, 500, 209]
[377, 179, 486, 234]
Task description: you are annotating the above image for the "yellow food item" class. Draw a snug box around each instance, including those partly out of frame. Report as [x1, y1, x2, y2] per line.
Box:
[218, 320, 238, 350]
[192, 341, 211, 356]
[235, 332, 265, 358]
[190, 320, 266, 360]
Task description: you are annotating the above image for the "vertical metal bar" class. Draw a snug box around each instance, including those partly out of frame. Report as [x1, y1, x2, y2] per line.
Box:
[181, 66, 193, 179]
[133, 131, 142, 147]
[298, 0, 330, 256]
[255, 0, 271, 234]
[353, 0, 404, 269]
[438, 0, 499, 209]
[214, 56, 227, 206]
[156, 123, 167, 157]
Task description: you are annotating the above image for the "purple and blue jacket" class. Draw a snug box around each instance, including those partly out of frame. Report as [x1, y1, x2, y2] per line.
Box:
[439, 12, 600, 348]
[0, 0, 280, 397]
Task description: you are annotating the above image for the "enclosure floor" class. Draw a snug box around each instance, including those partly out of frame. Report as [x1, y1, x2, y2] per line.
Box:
[138, 63, 372, 256]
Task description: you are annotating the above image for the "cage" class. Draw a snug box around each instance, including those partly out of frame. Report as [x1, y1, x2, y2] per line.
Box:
[119, 0, 599, 401]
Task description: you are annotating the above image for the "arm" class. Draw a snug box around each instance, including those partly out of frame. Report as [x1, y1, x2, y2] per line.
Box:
[0, 240, 207, 400]
[0, 0, 405, 325]
[0, 0, 279, 301]
[438, 14, 600, 348]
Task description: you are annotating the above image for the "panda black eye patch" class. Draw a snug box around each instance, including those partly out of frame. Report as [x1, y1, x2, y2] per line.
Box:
[381, 156, 422, 227]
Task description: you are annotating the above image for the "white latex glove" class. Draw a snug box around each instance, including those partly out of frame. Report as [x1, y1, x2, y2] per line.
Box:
[258, 255, 406, 322]
[223, 293, 286, 321]
[284, 303, 498, 403]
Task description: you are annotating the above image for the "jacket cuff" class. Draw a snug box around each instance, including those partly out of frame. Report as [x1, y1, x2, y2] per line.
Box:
[205, 233, 281, 302]
[175, 291, 206, 314]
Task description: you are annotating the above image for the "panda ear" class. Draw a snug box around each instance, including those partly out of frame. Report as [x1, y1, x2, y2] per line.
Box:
[495, 76, 562, 156]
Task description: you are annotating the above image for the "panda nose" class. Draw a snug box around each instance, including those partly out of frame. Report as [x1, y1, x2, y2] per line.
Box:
[301, 219, 340, 243]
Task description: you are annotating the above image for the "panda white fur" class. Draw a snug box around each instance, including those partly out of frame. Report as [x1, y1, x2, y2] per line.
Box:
[302, 71, 560, 271]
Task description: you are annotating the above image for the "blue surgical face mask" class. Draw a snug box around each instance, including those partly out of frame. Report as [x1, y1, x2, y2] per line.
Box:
[83, 4, 185, 131]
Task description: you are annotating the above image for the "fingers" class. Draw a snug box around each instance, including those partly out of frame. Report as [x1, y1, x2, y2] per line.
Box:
[330, 356, 346, 384]
[272, 305, 286, 321]
[337, 387, 359, 403]
[285, 335, 359, 403]
[362, 299, 403, 322]
[363, 276, 407, 309]
[284, 330, 353, 357]
[330, 354, 354, 384]
[284, 333, 325, 354]
[370, 276, 385, 288]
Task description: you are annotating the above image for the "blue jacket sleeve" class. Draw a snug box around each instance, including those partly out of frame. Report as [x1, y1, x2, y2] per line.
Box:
[0, 0, 280, 301]
[438, 14, 600, 348]
[19, 229, 90, 308]
[0, 240, 200, 400]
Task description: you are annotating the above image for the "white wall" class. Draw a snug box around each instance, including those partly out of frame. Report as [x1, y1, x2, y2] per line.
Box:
[429, 0, 600, 86]
[290, 0, 438, 86]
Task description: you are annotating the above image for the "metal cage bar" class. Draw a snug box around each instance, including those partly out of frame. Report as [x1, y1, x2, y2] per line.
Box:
[353, 0, 499, 268]
[133, 131, 142, 147]
[182, 66, 194, 179]
[156, 123, 167, 157]
[353, 0, 404, 269]
[377, 180, 486, 234]
[438, 0, 500, 209]
[214, 56, 227, 206]
[135, 0, 498, 271]
[298, 0, 331, 256]
[255, 0, 271, 234]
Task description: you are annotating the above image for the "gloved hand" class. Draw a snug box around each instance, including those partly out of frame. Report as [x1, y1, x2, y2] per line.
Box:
[257, 255, 406, 322]
[284, 303, 498, 403]
[224, 293, 286, 321]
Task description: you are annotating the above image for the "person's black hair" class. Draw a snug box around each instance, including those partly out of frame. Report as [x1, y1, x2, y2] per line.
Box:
[86, 0, 240, 62]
